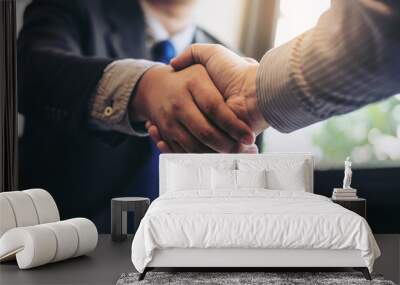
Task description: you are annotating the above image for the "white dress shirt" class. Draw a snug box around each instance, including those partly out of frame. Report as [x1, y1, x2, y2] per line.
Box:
[141, 1, 196, 57]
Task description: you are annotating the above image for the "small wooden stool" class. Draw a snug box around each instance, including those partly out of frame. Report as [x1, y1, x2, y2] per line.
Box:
[111, 197, 150, 242]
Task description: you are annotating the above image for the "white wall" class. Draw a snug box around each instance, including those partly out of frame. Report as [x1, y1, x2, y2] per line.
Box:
[194, 0, 247, 50]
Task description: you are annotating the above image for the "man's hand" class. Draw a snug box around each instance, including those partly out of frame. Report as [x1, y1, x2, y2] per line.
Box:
[146, 44, 269, 153]
[130, 64, 254, 153]
[171, 44, 269, 135]
[145, 121, 259, 153]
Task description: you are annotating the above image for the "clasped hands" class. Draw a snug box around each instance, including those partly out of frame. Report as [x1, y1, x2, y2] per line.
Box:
[130, 44, 269, 153]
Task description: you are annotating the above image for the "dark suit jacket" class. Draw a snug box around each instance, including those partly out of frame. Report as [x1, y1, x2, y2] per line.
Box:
[18, 0, 219, 232]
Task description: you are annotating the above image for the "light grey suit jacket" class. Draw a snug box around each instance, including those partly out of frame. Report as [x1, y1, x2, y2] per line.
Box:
[257, 0, 400, 132]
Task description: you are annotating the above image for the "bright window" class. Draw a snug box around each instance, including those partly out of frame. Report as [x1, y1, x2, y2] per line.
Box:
[263, 0, 400, 169]
[195, 0, 246, 50]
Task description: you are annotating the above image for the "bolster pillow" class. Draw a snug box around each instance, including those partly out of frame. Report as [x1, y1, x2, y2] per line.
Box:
[0, 218, 98, 269]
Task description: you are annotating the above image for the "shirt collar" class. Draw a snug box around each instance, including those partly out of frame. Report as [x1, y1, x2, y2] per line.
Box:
[140, 1, 196, 56]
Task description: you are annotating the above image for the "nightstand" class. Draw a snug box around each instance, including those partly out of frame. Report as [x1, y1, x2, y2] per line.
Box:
[331, 198, 366, 219]
[111, 197, 150, 242]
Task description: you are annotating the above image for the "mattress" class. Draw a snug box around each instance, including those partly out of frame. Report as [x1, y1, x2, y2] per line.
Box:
[131, 190, 380, 273]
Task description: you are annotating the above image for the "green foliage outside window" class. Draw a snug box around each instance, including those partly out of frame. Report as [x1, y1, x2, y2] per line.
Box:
[311, 97, 400, 169]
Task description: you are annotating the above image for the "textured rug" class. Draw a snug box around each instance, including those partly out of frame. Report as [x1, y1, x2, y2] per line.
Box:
[116, 272, 396, 285]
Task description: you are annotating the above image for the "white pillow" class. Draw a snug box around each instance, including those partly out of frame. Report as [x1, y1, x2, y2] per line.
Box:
[236, 169, 267, 189]
[167, 162, 211, 191]
[266, 166, 306, 191]
[238, 159, 307, 191]
[211, 168, 237, 190]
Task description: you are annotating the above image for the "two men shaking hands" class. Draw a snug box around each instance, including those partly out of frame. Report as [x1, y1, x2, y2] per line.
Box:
[132, 44, 266, 154]
[17, 0, 400, 229]
[129, 0, 400, 155]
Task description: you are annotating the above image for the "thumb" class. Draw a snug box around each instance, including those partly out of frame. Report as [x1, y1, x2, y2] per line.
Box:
[170, 43, 219, 70]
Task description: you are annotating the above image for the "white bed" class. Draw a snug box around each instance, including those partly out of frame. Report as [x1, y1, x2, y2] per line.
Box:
[131, 154, 380, 280]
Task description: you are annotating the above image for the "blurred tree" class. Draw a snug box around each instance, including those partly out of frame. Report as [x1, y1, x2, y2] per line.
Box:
[312, 97, 400, 168]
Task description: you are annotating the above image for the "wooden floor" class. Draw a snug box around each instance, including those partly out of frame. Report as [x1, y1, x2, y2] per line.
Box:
[0, 235, 134, 285]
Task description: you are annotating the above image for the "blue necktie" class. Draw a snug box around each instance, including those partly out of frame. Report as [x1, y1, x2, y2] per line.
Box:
[136, 40, 176, 201]
[151, 40, 176, 64]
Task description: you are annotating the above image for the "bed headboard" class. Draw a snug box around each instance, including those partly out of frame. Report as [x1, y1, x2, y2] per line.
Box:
[159, 153, 314, 195]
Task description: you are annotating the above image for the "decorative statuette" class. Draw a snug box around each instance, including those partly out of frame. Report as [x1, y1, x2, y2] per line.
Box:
[342, 156, 353, 189]
[332, 157, 358, 200]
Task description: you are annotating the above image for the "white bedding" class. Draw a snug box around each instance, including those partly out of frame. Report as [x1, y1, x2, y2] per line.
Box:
[131, 190, 380, 273]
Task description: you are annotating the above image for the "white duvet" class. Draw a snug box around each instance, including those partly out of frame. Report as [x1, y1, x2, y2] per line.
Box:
[131, 190, 380, 273]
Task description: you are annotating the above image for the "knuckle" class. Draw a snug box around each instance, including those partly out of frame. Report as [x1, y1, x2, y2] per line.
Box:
[226, 142, 239, 153]
[208, 101, 222, 118]
[175, 132, 187, 145]
[205, 101, 221, 118]
[187, 68, 212, 91]
[163, 119, 174, 131]
[198, 128, 211, 142]
[170, 100, 182, 113]
[219, 141, 236, 154]
[187, 65, 205, 81]
[148, 127, 158, 139]
[186, 75, 198, 89]
[198, 127, 214, 144]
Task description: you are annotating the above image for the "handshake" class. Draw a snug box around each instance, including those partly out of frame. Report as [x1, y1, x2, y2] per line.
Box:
[130, 44, 269, 153]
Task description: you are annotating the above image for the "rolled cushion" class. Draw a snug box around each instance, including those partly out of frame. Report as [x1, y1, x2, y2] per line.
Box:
[0, 226, 57, 269]
[42, 221, 79, 262]
[0, 196, 17, 237]
[24, 189, 60, 224]
[0, 189, 60, 239]
[0, 191, 39, 227]
[65, 218, 98, 257]
[0, 218, 98, 269]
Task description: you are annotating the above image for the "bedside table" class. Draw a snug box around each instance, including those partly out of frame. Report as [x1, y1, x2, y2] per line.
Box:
[331, 198, 366, 219]
[111, 197, 150, 242]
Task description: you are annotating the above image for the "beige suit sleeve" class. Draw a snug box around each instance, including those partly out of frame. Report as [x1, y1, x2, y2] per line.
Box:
[257, 0, 400, 133]
[89, 59, 161, 136]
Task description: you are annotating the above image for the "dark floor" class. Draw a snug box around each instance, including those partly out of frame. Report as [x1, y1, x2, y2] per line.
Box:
[0, 235, 134, 285]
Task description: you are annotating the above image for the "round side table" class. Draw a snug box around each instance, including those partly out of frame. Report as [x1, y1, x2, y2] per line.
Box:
[111, 197, 150, 242]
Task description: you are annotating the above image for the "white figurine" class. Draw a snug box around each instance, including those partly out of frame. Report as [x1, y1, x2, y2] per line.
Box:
[343, 157, 353, 189]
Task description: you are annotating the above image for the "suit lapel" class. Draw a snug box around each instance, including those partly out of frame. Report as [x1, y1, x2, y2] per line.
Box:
[101, 0, 219, 58]
[102, 0, 149, 59]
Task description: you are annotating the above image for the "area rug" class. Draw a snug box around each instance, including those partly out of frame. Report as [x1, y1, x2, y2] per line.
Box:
[116, 272, 396, 285]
